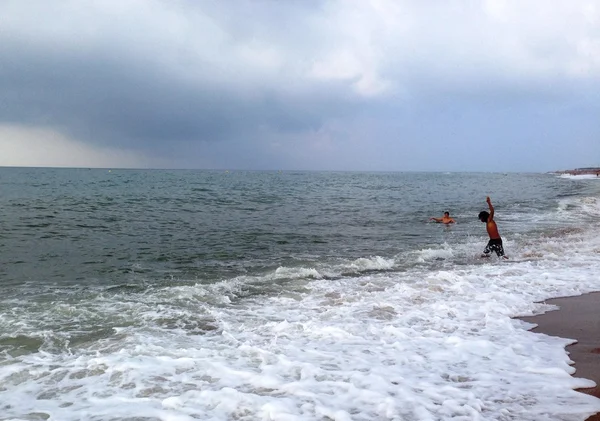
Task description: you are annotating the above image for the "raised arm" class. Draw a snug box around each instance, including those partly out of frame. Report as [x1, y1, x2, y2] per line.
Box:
[486, 196, 495, 221]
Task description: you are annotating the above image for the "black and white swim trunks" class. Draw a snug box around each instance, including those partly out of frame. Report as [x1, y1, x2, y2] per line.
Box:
[483, 238, 505, 257]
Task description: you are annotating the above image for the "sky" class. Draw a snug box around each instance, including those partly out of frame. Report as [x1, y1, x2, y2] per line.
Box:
[0, 0, 599, 172]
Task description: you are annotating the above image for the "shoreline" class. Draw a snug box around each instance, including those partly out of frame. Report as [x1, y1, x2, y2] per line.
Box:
[553, 168, 600, 176]
[519, 292, 600, 421]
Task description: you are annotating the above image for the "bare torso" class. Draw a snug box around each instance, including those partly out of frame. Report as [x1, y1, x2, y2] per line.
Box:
[486, 220, 501, 239]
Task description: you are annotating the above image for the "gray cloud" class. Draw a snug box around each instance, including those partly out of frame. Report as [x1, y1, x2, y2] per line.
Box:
[0, 43, 354, 155]
[1, 0, 599, 170]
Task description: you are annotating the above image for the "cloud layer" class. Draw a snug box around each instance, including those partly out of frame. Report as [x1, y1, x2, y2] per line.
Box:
[1, 0, 599, 170]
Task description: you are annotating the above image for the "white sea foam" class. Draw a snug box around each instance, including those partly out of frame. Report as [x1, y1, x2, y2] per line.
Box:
[2, 233, 600, 419]
[342, 256, 396, 271]
[415, 244, 455, 262]
[272, 266, 323, 280]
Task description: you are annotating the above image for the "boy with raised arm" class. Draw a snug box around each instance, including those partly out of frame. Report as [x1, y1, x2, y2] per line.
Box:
[479, 196, 508, 259]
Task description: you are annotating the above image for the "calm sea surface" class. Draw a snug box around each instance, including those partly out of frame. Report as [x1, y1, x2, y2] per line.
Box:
[1, 168, 600, 420]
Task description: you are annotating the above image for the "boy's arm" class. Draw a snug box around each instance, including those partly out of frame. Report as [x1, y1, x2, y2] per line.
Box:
[430, 217, 441, 222]
[486, 196, 495, 221]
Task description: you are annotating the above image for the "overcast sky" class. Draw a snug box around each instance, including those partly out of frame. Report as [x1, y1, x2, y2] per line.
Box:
[1, 0, 599, 171]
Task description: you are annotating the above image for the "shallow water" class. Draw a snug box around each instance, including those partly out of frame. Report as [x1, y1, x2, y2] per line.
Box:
[1, 168, 600, 420]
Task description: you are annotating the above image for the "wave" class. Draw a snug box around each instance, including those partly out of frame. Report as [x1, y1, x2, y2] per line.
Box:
[3, 224, 600, 420]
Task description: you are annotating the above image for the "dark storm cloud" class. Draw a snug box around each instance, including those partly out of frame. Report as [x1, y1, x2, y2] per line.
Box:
[1, 0, 599, 170]
[0, 40, 358, 157]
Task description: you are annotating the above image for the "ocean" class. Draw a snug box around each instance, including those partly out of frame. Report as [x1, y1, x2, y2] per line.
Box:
[1, 168, 600, 421]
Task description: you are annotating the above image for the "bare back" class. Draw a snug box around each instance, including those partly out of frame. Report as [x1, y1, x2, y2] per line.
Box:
[484, 196, 501, 239]
[486, 220, 501, 239]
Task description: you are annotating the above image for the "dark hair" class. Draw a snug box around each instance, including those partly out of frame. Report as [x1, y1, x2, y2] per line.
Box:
[478, 211, 489, 222]
[444, 211, 450, 216]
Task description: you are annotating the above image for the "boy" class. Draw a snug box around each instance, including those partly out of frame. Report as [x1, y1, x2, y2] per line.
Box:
[479, 196, 508, 259]
[429, 211, 456, 224]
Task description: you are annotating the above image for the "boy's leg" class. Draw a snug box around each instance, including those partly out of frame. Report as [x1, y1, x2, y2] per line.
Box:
[481, 241, 492, 258]
[492, 241, 509, 259]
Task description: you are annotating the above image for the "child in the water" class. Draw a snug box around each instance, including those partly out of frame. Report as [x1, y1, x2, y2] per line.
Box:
[429, 211, 456, 224]
[479, 196, 508, 259]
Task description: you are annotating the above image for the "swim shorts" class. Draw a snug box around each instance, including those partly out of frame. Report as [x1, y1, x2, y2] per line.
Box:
[483, 238, 505, 257]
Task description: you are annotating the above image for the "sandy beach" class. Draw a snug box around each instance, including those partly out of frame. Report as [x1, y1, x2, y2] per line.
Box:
[520, 292, 600, 421]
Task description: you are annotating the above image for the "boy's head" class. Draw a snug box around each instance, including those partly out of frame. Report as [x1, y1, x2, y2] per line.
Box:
[478, 211, 489, 222]
[444, 211, 450, 217]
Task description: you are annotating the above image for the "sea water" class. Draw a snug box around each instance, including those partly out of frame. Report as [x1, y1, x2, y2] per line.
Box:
[1, 168, 600, 421]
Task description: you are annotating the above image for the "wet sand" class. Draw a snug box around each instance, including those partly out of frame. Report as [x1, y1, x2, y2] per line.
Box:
[519, 292, 600, 421]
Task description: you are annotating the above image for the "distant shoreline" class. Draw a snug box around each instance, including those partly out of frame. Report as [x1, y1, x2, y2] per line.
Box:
[554, 168, 600, 176]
